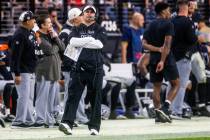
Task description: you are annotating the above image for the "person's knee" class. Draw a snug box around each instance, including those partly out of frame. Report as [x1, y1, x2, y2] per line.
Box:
[170, 79, 180, 90]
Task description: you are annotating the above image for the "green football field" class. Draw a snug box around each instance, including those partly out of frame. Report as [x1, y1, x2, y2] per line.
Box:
[1, 117, 210, 140]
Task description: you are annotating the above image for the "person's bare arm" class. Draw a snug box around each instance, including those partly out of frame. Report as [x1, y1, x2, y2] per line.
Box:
[142, 39, 162, 52]
[137, 53, 150, 76]
[160, 36, 172, 62]
[121, 41, 128, 63]
[156, 36, 172, 73]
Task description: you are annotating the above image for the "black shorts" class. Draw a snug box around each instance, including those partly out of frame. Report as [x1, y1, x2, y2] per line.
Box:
[149, 63, 179, 83]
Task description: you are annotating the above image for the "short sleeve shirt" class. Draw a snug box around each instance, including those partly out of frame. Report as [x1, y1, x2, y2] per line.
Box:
[122, 26, 144, 63]
[143, 18, 174, 65]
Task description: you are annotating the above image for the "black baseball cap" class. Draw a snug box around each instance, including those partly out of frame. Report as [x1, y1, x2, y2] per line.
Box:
[19, 11, 35, 22]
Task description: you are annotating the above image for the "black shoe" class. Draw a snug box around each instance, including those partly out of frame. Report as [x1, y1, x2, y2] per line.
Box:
[11, 123, 32, 129]
[155, 110, 166, 123]
[4, 114, 15, 122]
[109, 111, 117, 120]
[198, 107, 210, 117]
[155, 116, 166, 123]
[155, 109, 172, 123]
[182, 110, 192, 119]
[54, 122, 60, 126]
[124, 109, 136, 119]
[161, 105, 171, 116]
[32, 123, 45, 128]
[0, 117, 5, 128]
[161, 105, 172, 122]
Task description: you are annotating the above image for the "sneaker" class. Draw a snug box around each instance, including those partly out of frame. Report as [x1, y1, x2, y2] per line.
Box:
[161, 105, 171, 116]
[11, 123, 32, 129]
[182, 111, 192, 119]
[156, 109, 172, 123]
[124, 109, 136, 119]
[109, 111, 117, 120]
[155, 117, 166, 123]
[90, 129, 99, 135]
[161, 105, 172, 122]
[170, 113, 183, 120]
[0, 117, 5, 128]
[155, 110, 166, 124]
[198, 107, 210, 117]
[32, 123, 45, 128]
[59, 123, 72, 135]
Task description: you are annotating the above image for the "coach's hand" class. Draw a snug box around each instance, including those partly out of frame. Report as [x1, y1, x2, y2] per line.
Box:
[156, 61, 164, 73]
[15, 76, 21, 85]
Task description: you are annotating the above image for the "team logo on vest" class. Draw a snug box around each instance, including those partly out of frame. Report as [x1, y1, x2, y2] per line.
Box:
[29, 34, 33, 41]
[15, 41, 19, 45]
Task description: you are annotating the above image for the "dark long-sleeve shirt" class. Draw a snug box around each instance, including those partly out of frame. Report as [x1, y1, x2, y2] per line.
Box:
[10, 26, 37, 76]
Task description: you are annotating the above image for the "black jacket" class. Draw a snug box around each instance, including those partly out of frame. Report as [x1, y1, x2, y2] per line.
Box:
[69, 23, 107, 72]
[10, 26, 37, 76]
[59, 23, 73, 46]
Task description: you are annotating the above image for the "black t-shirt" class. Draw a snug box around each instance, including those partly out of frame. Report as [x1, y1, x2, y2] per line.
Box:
[171, 16, 197, 61]
[143, 18, 174, 65]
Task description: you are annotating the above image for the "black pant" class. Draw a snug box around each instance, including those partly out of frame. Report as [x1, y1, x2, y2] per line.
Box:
[186, 74, 210, 107]
[3, 83, 18, 115]
[102, 81, 136, 111]
[62, 70, 103, 131]
[102, 82, 121, 111]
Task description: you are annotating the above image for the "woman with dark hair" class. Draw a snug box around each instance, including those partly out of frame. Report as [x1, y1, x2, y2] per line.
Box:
[34, 14, 65, 127]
